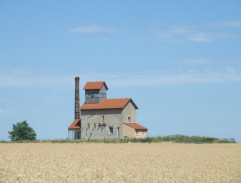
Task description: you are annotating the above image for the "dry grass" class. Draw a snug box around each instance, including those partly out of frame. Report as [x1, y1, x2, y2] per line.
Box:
[0, 143, 240, 183]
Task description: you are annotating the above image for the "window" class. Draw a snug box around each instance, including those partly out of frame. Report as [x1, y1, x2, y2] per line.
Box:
[85, 93, 106, 98]
[109, 127, 113, 134]
[74, 130, 81, 139]
[128, 117, 131, 122]
[102, 116, 104, 122]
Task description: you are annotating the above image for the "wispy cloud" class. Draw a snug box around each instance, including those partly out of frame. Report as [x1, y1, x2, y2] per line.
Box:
[0, 66, 117, 88]
[0, 108, 12, 114]
[153, 21, 240, 43]
[152, 26, 193, 42]
[153, 26, 211, 43]
[0, 75, 73, 87]
[70, 24, 121, 33]
[109, 69, 241, 87]
[187, 33, 211, 42]
[184, 59, 212, 65]
[167, 25, 193, 34]
[226, 66, 236, 73]
[188, 33, 235, 42]
[1, 66, 241, 88]
[236, 93, 241, 101]
[211, 21, 241, 27]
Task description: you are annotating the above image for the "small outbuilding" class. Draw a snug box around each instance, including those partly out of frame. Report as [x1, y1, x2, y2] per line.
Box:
[122, 123, 148, 138]
[68, 119, 81, 139]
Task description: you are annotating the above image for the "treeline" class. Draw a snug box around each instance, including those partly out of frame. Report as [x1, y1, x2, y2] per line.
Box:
[0, 135, 236, 143]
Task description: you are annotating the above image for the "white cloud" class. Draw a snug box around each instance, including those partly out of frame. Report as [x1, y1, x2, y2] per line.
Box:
[184, 59, 211, 65]
[0, 65, 241, 88]
[236, 93, 241, 101]
[70, 24, 121, 33]
[0, 75, 73, 87]
[226, 66, 236, 73]
[187, 33, 211, 42]
[153, 21, 239, 43]
[167, 25, 193, 34]
[153, 27, 212, 43]
[212, 21, 241, 27]
[0, 67, 118, 88]
[0, 108, 12, 114]
[108, 70, 241, 87]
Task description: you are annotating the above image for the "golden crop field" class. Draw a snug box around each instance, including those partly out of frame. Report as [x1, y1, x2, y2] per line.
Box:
[0, 143, 240, 183]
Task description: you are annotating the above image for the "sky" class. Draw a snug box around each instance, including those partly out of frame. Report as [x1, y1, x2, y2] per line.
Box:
[0, 0, 241, 141]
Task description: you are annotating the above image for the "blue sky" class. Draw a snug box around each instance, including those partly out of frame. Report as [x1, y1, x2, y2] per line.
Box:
[0, 1, 241, 141]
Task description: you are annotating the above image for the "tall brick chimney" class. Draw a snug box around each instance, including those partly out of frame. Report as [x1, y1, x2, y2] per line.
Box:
[75, 77, 80, 119]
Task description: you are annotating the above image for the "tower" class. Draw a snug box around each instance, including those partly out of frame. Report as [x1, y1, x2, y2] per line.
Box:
[83, 81, 108, 104]
[68, 77, 81, 139]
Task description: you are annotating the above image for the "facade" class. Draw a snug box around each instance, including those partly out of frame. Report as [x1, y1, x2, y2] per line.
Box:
[68, 78, 147, 139]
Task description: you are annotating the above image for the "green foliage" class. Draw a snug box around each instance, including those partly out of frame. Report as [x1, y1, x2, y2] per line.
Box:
[146, 135, 235, 143]
[35, 136, 235, 143]
[8, 120, 37, 141]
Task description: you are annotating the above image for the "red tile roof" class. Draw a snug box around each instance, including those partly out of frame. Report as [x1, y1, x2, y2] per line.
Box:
[80, 98, 138, 110]
[123, 123, 147, 130]
[83, 81, 108, 90]
[68, 119, 81, 130]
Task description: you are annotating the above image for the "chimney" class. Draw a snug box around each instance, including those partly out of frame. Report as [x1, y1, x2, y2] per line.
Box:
[75, 77, 80, 119]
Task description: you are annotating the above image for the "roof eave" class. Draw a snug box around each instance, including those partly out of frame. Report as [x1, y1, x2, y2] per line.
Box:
[80, 107, 122, 110]
[68, 119, 81, 130]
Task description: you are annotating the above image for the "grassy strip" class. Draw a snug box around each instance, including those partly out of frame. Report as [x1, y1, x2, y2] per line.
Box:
[146, 135, 236, 143]
[0, 135, 236, 143]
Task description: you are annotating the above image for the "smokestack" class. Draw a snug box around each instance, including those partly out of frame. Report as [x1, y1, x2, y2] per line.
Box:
[75, 77, 80, 119]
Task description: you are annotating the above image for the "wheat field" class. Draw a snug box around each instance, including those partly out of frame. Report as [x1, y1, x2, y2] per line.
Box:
[0, 143, 240, 183]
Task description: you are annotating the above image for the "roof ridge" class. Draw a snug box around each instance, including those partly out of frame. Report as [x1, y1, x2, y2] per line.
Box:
[83, 81, 108, 90]
[85, 81, 105, 83]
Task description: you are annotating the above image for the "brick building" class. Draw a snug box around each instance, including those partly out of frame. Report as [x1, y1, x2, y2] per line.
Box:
[68, 77, 147, 139]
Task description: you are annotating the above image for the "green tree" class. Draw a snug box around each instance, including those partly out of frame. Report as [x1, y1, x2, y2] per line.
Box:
[8, 120, 37, 141]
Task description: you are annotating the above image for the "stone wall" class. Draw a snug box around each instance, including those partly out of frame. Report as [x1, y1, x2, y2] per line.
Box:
[81, 109, 122, 139]
[135, 130, 147, 138]
[121, 101, 136, 123]
[81, 101, 138, 139]
[122, 124, 136, 138]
